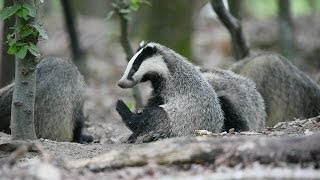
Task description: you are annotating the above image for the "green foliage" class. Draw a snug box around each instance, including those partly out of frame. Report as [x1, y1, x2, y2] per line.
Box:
[0, 3, 47, 59]
[107, 0, 151, 20]
[125, 100, 135, 110]
[244, 0, 320, 18]
[129, 0, 151, 11]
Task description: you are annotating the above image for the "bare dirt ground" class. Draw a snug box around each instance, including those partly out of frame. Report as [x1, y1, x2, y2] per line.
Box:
[0, 13, 320, 179]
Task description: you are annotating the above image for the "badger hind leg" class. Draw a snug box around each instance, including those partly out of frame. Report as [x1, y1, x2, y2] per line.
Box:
[219, 96, 249, 132]
[73, 109, 93, 144]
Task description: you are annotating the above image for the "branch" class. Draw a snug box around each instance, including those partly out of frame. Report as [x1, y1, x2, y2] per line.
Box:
[210, 0, 249, 60]
[60, 0, 88, 77]
[114, 0, 143, 108]
[66, 134, 320, 171]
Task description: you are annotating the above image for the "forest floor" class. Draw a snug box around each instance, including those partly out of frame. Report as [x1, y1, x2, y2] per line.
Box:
[0, 13, 320, 179]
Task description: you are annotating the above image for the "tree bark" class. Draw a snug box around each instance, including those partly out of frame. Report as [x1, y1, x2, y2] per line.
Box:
[60, 0, 87, 78]
[228, 0, 241, 19]
[0, 0, 16, 88]
[11, 0, 38, 140]
[66, 134, 320, 170]
[210, 0, 249, 60]
[115, 0, 143, 108]
[278, 0, 294, 59]
[142, 0, 194, 60]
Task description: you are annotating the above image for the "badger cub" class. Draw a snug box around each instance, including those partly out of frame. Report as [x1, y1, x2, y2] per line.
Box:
[0, 57, 92, 143]
[116, 42, 224, 143]
[201, 68, 266, 131]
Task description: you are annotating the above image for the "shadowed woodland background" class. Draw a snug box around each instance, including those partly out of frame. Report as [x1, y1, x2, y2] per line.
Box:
[0, 0, 320, 179]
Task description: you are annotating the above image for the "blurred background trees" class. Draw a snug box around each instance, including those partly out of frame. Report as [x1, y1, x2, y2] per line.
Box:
[1, 0, 320, 97]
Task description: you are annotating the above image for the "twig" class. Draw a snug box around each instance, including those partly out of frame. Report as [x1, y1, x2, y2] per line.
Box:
[114, 0, 143, 108]
[210, 0, 249, 60]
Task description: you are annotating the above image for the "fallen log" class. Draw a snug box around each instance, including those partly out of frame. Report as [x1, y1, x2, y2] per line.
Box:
[66, 134, 320, 171]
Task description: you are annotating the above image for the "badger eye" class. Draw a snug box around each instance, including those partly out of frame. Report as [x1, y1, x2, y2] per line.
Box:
[132, 65, 138, 71]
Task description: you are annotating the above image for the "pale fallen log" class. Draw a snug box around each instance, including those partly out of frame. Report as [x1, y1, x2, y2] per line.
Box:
[66, 134, 320, 171]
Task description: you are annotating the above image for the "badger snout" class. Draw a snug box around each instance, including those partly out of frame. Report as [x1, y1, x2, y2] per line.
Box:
[118, 79, 136, 88]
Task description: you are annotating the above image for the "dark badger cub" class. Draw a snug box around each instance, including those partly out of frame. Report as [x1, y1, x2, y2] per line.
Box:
[116, 42, 225, 143]
[0, 57, 92, 143]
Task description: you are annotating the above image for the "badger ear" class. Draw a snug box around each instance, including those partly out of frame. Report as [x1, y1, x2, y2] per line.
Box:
[136, 41, 147, 52]
[144, 45, 157, 55]
[139, 41, 146, 47]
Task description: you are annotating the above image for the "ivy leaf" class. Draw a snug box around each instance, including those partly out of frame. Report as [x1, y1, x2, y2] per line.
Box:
[7, 44, 17, 55]
[16, 7, 30, 20]
[106, 10, 115, 20]
[119, 9, 131, 15]
[0, 4, 21, 19]
[20, 26, 34, 37]
[140, 0, 151, 6]
[6, 33, 16, 46]
[16, 45, 28, 59]
[122, 14, 131, 21]
[32, 25, 48, 40]
[22, 4, 36, 17]
[27, 43, 40, 57]
[129, 0, 140, 11]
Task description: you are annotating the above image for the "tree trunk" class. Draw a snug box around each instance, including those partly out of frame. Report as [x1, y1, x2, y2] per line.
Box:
[0, 0, 16, 88]
[210, 0, 249, 60]
[11, 0, 38, 140]
[141, 0, 194, 60]
[60, 0, 87, 78]
[228, 0, 241, 19]
[278, 0, 294, 59]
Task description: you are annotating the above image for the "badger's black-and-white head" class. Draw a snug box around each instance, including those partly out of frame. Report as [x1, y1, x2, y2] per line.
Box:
[118, 42, 169, 88]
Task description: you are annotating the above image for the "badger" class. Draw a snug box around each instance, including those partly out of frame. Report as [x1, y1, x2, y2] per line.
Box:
[229, 53, 320, 126]
[200, 68, 266, 131]
[0, 57, 92, 143]
[116, 42, 225, 143]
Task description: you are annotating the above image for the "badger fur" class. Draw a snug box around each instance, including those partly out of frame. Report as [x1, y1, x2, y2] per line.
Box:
[0, 57, 92, 143]
[116, 42, 224, 143]
[200, 68, 266, 131]
[229, 53, 320, 126]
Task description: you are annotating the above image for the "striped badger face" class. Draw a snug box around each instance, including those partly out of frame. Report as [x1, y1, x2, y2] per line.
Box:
[118, 43, 169, 88]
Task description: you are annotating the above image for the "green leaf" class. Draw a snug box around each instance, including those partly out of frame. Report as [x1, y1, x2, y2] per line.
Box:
[106, 10, 115, 20]
[7, 45, 17, 55]
[22, 4, 36, 17]
[16, 42, 27, 46]
[32, 25, 48, 40]
[141, 0, 151, 6]
[0, 4, 21, 19]
[16, 8, 30, 20]
[27, 43, 40, 57]
[129, 0, 140, 11]
[6, 33, 16, 46]
[119, 9, 131, 14]
[16, 45, 28, 59]
[20, 26, 34, 37]
[122, 14, 131, 21]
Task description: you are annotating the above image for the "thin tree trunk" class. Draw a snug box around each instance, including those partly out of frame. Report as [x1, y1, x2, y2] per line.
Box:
[142, 0, 194, 60]
[228, 0, 241, 19]
[115, 0, 143, 108]
[11, 0, 38, 140]
[0, 0, 16, 88]
[210, 0, 249, 60]
[278, 0, 294, 59]
[60, 0, 87, 77]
